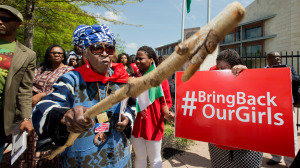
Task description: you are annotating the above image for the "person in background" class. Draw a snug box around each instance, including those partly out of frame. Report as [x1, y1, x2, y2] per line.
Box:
[265, 51, 299, 167]
[32, 45, 72, 107]
[18, 45, 72, 167]
[73, 44, 85, 67]
[0, 5, 35, 163]
[67, 51, 78, 68]
[130, 54, 136, 63]
[130, 54, 139, 74]
[74, 45, 83, 56]
[68, 56, 78, 68]
[131, 46, 174, 168]
[209, 49, 263, 168]
[157, 55, 166, 65]
[32, 24, 135, 167]
[157, 55, 175, 113]
[118, 52, 135, 76]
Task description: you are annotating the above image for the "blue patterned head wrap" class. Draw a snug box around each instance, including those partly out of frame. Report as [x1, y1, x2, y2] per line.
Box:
[72, 24, 116, 49]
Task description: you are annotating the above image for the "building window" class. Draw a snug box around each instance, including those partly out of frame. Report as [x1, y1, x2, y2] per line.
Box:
[245, 26, 261, 39]
[168, 47, 172, 54]
[223, 32, 234, 43]
[236, 31, 240, 41]
[245, 44, 262, 57]
[236, 45, 240, 55]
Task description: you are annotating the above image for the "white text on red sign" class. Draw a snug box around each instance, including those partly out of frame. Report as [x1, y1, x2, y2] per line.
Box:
[181, 91, 283, 126]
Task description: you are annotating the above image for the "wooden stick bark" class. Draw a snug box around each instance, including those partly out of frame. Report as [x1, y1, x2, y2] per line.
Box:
[48, 1, 245, 160]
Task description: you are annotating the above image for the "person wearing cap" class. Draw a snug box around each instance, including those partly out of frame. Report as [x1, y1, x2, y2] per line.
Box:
[0, 5, 36, 162]
[32, 24, 135, 167]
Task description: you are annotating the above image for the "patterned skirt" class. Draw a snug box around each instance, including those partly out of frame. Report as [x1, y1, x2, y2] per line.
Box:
[208, 143, 263, 168]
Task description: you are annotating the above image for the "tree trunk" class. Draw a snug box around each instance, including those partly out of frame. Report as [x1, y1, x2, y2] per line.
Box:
[23, 0, 35, 49]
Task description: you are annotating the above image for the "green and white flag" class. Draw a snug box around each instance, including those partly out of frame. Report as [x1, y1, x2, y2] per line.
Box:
[136, 63, 164, 113]
[187, 0, 192, 13]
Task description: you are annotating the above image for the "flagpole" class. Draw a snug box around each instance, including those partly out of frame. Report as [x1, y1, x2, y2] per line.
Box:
[181, 0, 186, 42]
[207, 0, 211, 23]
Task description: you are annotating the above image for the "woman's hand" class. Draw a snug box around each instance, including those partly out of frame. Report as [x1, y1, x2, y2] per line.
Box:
[164, 111, 175, 124]
[162, 105, 174, 124]
[115, 113, 129, 132]
[232, 65, 248, 76]
[32, 92, 46, 106]
[70, 59, 78, 67]
[61, 106, 94, 133]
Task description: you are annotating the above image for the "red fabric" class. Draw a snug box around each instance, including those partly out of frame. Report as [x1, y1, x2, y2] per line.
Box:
[73, 61, 129, 83]
[132, 79, 172, 141]
[131, 63, 139, 74]
[209, 65, 217, 70]
[0, 53, 12, 70]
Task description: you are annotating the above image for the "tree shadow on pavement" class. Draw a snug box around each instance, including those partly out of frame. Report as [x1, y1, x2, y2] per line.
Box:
[163, 147, 185, 159]
[163, 147, 211, 167]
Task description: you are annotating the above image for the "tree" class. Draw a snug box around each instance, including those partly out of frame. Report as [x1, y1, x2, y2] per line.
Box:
[2, 0, 142, 58]
[115, 34, 126, 54]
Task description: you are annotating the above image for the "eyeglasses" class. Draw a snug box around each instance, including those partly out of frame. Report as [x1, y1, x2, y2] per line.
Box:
[88, 43, 115, 55]
[0, 16, 18, 22]
[50, 52, 63, 55]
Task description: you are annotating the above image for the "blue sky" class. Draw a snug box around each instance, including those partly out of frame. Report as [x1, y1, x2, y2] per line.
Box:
[84, 0, 254, 55]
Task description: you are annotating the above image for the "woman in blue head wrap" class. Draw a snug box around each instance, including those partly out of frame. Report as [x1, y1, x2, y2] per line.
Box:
[32, 24, 135, 168]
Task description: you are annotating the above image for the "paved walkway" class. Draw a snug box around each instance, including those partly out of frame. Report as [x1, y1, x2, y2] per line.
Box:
[163, 131, 300, 168]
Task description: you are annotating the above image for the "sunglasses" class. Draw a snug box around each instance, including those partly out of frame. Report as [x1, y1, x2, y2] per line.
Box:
[88, 43, 115, 55]
[0, 16, 18, 22]
[50, 52, 63, 55]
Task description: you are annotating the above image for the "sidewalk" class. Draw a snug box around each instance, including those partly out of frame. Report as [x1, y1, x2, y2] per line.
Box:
[163, 131, 300, 168]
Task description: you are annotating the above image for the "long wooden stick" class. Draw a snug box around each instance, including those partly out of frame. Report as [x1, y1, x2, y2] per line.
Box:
[48, 1, 245, 160]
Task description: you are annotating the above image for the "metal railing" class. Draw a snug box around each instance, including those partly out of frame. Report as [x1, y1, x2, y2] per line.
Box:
[241, 51, 300, 129]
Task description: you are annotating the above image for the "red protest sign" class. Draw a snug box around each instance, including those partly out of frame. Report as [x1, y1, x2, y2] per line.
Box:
[175, 68, 295, 157]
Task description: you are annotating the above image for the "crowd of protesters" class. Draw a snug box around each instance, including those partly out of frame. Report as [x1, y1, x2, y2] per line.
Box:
[0, 4, 299, 168]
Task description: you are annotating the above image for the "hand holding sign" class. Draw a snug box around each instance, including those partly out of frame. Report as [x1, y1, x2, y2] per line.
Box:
[231, 65, 248, 76]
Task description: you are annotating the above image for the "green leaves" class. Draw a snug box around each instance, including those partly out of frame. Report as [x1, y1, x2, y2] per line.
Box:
[4, 0, 143, 60]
